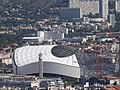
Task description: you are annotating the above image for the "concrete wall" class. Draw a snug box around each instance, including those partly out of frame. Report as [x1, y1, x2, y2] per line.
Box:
[13, 62, 80, 78]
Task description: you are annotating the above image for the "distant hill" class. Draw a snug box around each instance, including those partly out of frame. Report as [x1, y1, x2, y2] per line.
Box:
[0, 0, 68, 48]
[0, 0, 54, 9]
[0, 0, 68, 9]
[0, 0, 68, 18]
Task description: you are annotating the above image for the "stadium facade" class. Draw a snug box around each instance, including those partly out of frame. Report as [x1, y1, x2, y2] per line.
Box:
[13, 45, 80, 78]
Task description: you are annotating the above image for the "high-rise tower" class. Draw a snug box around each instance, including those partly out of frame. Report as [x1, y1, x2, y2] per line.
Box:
[99, 0, 109, 19]
[108, 0, 117, 14]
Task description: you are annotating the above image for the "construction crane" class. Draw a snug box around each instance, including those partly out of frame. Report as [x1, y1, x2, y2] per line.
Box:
[85, 43, 113, 78]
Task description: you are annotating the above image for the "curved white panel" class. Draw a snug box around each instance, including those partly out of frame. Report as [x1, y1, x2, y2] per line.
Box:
[14, 45, 79, 67]
[13, 45, 80, 78]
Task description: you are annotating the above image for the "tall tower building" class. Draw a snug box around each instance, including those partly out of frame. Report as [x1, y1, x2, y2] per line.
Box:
[99, 0, 109, 19]
[115, 0, 118, 11]
[108, 0, 117, 14]
[117, 0, 120, 12]
[108, 0, 116, 27]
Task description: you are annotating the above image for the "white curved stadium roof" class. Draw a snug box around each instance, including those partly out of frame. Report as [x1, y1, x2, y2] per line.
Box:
[14, 45, 79, 68]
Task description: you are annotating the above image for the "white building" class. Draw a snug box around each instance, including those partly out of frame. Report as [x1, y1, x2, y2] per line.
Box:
[13, 45, 80, 78]
[37, 30, 64, 40]
[0, 53, 12, 65]
[109, 14, 115, 27]
[22, 37, 42, 44]
[117, 0, 120, 12]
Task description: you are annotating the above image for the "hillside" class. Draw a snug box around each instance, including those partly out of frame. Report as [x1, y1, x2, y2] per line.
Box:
[0, 0, 61, 27]
[0, 0, 53, 8]
[0, 0, 64, 9]
[0, 0, 68, 48]
[0, 0, 69, 27]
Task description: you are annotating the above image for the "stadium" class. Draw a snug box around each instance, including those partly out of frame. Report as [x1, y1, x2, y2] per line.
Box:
[13, 45, 80, 78]
[13, 44, 117, 79]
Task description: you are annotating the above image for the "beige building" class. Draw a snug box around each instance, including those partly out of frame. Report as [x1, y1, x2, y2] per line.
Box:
[0, 52, 12, 65]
